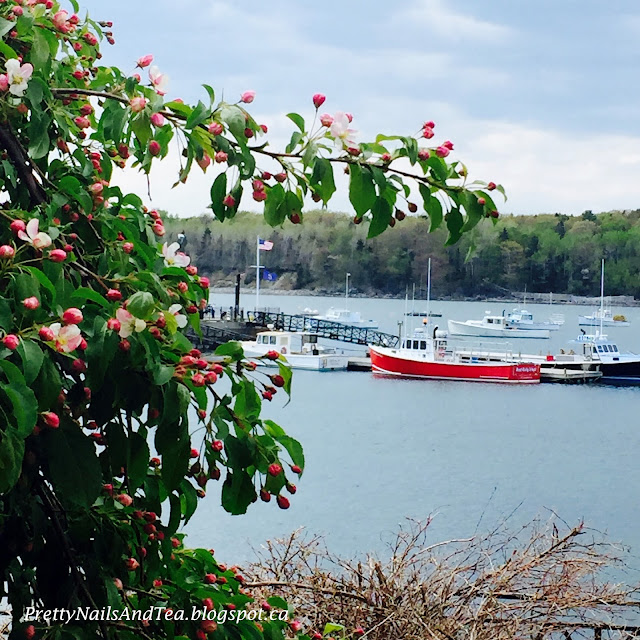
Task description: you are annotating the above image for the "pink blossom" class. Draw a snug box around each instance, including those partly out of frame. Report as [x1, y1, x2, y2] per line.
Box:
[208, 122, 223, 135]
[319, 113, 334, 127]
[18, 219, 52, 249]
[5, 59, 33, 97]
[161, 242, 190, 268]
[150, 112, 165, 127]
[435, 145, 450, 158]
[137, 54, 153, 68]
[240, 90, 255, 104]
[130, 96, 147, 113]
[49, 322, 83, 353]
[329, 112, 358, 149]
[149, 66, 169, 95]
[52, 10, 70, 32]
[116, 308, 146, 339]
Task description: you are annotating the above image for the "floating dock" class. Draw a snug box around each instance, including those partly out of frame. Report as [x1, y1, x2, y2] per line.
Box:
[539, 367, 602, 384]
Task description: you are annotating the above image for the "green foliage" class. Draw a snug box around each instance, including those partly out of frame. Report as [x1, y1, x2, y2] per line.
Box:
[0, 2, 497, 638]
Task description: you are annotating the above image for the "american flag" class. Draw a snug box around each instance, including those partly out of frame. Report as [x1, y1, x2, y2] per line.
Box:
[258, 238, 273, 251]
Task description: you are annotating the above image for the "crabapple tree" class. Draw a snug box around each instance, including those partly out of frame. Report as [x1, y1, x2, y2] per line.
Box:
[0, 1, 503, 639]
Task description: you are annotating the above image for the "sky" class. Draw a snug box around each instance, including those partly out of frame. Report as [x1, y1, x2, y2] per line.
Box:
[77, 0, 640, 218]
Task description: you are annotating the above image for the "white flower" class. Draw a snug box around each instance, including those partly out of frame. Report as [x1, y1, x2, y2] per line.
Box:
[329, 111, 358, 149]
[18, 219, 52, 249]
[169, 304, 188, 328]
[5, 59, 33, 97]
[161, 242, 190, 268]
[116, 308, 147, 338]
[149, 66, 169, 95]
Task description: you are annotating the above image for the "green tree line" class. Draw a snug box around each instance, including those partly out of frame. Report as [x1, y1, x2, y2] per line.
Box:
[164, 208, 640, 299]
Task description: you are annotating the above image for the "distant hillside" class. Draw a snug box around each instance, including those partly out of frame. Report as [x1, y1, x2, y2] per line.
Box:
[162, 208, 640, 299]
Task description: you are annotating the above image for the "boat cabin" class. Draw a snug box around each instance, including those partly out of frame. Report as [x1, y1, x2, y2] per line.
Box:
[574, 334, 621, 361]
[254, 331, 330, 356]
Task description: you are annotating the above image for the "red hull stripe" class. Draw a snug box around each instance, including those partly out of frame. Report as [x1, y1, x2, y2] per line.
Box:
[370, 349, 540, 383]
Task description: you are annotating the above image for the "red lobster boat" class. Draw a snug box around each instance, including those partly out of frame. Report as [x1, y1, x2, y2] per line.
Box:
[369, 328, 540, 384]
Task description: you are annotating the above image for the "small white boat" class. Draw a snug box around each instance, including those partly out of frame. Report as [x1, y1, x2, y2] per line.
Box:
[311, 308, 378, 329]
[240, 330, 349, 371]
[505, 308, 561, 331]
[448, 314, 550, 339]
[578, 308, 630, 327]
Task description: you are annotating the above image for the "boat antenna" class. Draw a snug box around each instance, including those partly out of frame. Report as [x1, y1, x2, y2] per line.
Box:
[600, 258, 604, 338]
[345, 272, 351, 311]
[426, 257, 432, 324]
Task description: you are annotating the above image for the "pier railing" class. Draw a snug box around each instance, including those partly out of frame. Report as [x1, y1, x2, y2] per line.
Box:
[251, 311, 399, 348]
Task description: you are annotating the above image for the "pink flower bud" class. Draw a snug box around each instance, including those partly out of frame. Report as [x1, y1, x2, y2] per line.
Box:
[0, 245, 14, 259]
[129, 96, 147, 113]
[185, 265, 198, 276]
[222, 194, 236, 208]
[199, 277, 210, 289]
[80, 104, 93, 116]
[240, 90, 255, 104]
[3, 334, 19, 350]
[148, 140, 161, 156]
[137, 54, 153, 68]
[443, 140, 454, 150]
[49, 249, 67, 263]
[319, 113, 333, 127]
[196, 154, 211, 170]
[253, 190, 267, 202]
[208, 122, 223, 135]
[43, 412, 60, 428]
[62, 307, 83, 325]
[23, 296, 40, 310]
[10, 220, 26, 235]
[487, 181, 497, 191]
[423, 120, 435, 129]
[152, 221, 165, 236]
[39, 326, 55, 341]
[122, 242, 134, 254]
[177, 281, 189, 293]
[435, 145, 450, 158]
[0, 75, 8, 92]
[107, 318, 121, 332]
[150, 112, 165, 127]
[418, 149, 430, 161]
[214, 151, 228, 163]
[312, 93, 326, 109]
[116, 493, 133, 507]
[74, 116, 90, 129]
[422, 126, 434, 139]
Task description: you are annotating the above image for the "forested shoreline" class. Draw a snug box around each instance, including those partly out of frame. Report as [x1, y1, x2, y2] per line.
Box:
[163, 208, 640, 299]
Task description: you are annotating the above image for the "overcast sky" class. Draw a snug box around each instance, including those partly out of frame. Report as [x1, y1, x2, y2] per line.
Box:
[79, 0, 640, 218]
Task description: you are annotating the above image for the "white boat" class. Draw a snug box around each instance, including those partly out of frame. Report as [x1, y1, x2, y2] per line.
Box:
[240, 330, 349, 371]
[578, 308, 630, 327]
[311, 272, 378, 329]
[311, 308, 378, 329]
[578, 261, 631, 327]
[448, 314, 550, 339]
[505, 308, 561, 331]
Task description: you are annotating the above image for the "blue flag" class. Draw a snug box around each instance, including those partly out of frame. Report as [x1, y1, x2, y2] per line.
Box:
[262, 269, 277, 281]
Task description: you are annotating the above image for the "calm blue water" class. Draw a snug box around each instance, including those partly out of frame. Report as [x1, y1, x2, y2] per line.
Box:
[187, 294, 640, 576]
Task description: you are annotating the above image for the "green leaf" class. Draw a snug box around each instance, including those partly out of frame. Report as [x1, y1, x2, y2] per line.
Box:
[210, 172, 227, 222]
[202, 84, 216, 107]
[23, 267, 55, 303]
[128, 432, 150, 491]
[127, 291, 155, 319]
[310, 158, 336, 204]
[367, 198, 392, 238]
[349, 165, 377, 218]
[220, 105, 247, 143]
[0, 429, 25, 494]
[221, 470, 257, 515]
[16, 340, 44, 386]
[70, 286, 109, 309]
[0, 297, 12, 330]
[186, 100, 211, 130]
[445, 208, 464, 245]
[461, 191, 485, 232]
[264, 184, 286, 227]
[161, 438, 190, 491]
[42, 426, 102, 508]
[286, 112, 305, 132]
[0, 17, 14, 39]
[215, 341, 243, 359]
[179, 479, 198, 523]
[0, 381, 37, 438]
[234, 380, 261, 422]
[324, 624, 345, 636]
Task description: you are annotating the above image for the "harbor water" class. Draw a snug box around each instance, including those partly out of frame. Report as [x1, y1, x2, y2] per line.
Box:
[187, 294, 640, 577]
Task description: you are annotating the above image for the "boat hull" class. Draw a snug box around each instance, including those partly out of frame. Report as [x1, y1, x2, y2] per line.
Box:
[578, 317, 630, 327]
[447, 320, 550, 339]
[241, 345, 348, 371]
[369, 347, 540, 384]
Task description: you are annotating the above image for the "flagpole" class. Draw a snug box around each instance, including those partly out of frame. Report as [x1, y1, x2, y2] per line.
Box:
[256, 236, 260, 311]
